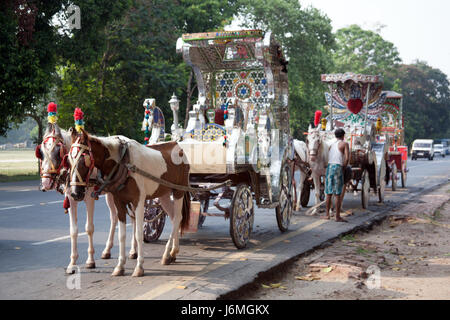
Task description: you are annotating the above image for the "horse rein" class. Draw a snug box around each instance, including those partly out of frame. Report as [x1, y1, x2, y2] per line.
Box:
[68, 137, 95, 187]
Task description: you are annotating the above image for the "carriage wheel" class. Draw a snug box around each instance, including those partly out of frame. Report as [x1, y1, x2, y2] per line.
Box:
[401, 164, 407, 188]
[198, 199, 209, 228]
[230, 184, 254, 249]
[378, 160, 386, 203]
[276, 162, 294, 233]
[391, 163, 397, 191]
[361, 169, 370, 209]
[300, 180, 311, 208]
[143, 199, 166, 243]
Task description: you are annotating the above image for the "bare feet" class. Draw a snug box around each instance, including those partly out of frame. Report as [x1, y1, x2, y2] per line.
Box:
[335, 217, 348, 223]
[320, 216, 330, 220]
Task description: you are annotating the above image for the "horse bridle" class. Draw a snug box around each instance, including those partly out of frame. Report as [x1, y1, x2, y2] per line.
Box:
[68, 136, 95, 187]
[36, 134, 67, 187]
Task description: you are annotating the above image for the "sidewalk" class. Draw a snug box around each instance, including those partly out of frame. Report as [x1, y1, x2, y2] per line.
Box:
[236, 183, 450, 300]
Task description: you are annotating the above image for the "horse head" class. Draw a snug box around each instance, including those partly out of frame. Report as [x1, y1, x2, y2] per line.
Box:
[67, 128, 96, 201]
[36, 123, 68, 191]
[306, 125, 322, 163]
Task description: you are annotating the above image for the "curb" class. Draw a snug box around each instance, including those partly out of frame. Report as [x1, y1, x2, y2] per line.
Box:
[218, 181, 450, 300]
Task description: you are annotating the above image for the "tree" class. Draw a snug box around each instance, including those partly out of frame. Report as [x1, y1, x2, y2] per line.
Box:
[56, 0, 239, 140]
[238, 0, 336, 138]
[333, 25, 401, 76]
[393, 61, 450, 146]
[0, 0, 65, 136]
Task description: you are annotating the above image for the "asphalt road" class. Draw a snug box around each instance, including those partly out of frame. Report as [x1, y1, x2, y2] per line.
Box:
[0, 156, 449, 299]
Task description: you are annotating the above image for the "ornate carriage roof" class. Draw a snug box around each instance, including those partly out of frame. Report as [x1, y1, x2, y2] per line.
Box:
[321, 73, 383, 84]
[177, 30, 287, 72]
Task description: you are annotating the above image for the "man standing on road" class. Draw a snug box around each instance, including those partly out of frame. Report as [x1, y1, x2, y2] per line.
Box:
[322, 128, 350, 222]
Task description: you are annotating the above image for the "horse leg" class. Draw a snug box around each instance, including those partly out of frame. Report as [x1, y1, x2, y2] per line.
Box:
[295, 169, 302, 211]
[131, 196, 146, 277]
[102, 192, 118, 260]
[159, 194, 176, 265]
[84, 195, 96, 269]
[112, 217, 127, 277]
[66, 197, 79, 274]
[128, 216, 138, 260]
[168, 196, 184, 262]
[311, 173, 321, 215]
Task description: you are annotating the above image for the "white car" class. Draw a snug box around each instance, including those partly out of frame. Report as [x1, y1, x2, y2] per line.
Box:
[434, 144, 446, 158]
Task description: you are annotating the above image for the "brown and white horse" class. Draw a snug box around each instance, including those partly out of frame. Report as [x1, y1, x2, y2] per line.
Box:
[68, 129, 191, 277]
[36, 123, 136, 274]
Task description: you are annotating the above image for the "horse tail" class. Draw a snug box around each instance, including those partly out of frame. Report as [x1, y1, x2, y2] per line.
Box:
[180, 192, 191, 235]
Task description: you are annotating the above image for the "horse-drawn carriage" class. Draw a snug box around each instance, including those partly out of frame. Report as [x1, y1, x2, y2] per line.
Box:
[143, 30, 295, 249]
[322, 73, 389, 209]
[377, 91, 407, 190]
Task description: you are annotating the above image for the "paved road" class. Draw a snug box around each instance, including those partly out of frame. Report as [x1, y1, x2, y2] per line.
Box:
[0, 157, 448, 299]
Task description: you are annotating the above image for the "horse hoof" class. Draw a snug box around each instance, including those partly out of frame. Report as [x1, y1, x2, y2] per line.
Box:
[85, 262, 96, 269]
[111, 268, 125, 277]
[128, 253, 138, 260]
[161, 255, 176, 265]
[101, 253, 111, 260]
[65, 267, 76, 275]
[131, 267, 144, 277]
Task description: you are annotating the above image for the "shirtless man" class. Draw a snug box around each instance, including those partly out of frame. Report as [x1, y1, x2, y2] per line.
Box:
[322, 128, 350, 222]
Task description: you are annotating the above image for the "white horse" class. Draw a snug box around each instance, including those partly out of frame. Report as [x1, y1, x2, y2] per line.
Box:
[36, 123, 137, 274]
[304, 125, 335, 215]
[68, 130, 191, 277]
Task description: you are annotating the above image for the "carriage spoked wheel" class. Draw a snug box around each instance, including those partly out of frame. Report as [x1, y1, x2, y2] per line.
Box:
[276, 162, 294, 233]
[230, 184, 254, 249]
[378, 160, 387, 203]
[143, 199, 166, 243]
[391, 162, 397, 191]
[361, 169, 370, 209]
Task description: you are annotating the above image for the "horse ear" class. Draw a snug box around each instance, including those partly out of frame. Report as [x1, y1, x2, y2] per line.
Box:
[308, 124, 312, 132]
[68, 127, 77, 142]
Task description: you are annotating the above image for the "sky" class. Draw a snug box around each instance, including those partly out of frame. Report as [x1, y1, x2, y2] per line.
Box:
[297, 0, 450, 77]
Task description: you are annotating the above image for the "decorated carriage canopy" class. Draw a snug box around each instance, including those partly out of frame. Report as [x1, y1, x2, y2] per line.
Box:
[176, 29, 290, 135]
[321, 73, 388, 125]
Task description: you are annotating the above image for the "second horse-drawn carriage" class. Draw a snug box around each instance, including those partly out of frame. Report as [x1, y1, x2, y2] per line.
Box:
[322, 73, 390, 209]
[142, 30, 295, 249]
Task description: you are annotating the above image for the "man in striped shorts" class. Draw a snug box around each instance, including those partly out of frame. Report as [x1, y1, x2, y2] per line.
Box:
[322, 128, 350, 222]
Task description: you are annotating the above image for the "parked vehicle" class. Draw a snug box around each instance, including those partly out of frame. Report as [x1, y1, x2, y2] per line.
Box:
[434, 144, 446, 158]
[411, 139, 434, 160]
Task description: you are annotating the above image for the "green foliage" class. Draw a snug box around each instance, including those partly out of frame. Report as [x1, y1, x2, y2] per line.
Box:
[239, 0, 335, 139]
[0, 0, 64, 135]
[392, 62, 450, 146]
[333, 25, 401, 76]
[56, 0, 237, 141]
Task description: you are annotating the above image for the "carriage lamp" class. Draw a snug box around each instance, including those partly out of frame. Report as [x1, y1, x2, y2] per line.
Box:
[321, 118, 327, 131]
[169, 93, 180, 135]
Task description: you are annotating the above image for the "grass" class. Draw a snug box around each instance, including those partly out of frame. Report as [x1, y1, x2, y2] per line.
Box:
[341, 234, 357, 242]
[0, 150, 39, 183]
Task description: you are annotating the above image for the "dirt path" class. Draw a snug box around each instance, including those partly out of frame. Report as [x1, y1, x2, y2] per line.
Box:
[237, 184, 450, 300]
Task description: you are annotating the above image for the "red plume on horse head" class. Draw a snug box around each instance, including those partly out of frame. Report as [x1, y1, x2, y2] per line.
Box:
[74, 107, 85, 133]
[47, 102, 58, 124]
[314, 110, 322, 127]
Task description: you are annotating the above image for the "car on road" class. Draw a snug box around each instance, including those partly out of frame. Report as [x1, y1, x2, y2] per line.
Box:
[434, 144, 446, 158]
[411, 139, 434, 161]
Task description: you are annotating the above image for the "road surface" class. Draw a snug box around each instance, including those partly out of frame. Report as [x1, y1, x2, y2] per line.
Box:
[0, 156, 448, 299]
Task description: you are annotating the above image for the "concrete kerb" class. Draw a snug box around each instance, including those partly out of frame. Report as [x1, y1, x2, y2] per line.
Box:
[219, 181, 450, 300]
